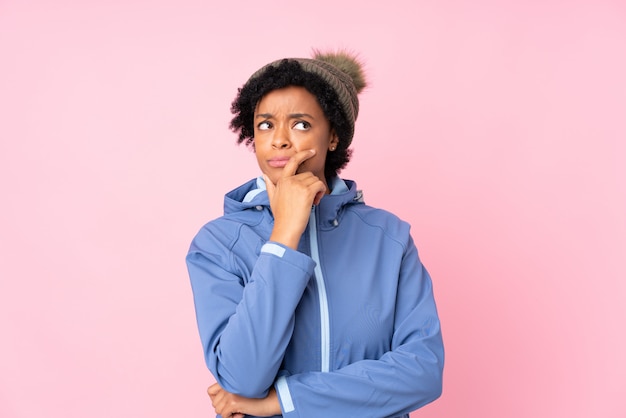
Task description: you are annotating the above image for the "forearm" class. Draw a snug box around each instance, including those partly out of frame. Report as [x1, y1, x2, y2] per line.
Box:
[277, 336, 444, 418]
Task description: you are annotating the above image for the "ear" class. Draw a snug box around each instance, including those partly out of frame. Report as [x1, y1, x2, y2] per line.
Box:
[329, 130, 339, 150]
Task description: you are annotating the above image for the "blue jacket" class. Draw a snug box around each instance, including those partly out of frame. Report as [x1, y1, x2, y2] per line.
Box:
[187, 177, 444, 418]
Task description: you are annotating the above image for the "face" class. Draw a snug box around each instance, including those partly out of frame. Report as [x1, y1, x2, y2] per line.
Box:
[253, 86, 338, 188]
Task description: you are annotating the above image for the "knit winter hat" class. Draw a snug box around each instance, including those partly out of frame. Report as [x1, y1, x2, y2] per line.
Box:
[245, 50, 367, 146]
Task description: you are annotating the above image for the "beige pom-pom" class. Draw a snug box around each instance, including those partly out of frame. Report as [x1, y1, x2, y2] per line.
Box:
[312, 49, 367, 94]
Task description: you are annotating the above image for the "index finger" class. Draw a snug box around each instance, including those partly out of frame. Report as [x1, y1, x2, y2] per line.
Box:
[281, 149, 316, 178]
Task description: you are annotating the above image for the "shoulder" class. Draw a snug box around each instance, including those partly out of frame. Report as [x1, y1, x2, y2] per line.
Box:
[339, 179, 411, 238]
[190, 209, 267, 253]
[345, 203, 412, 247]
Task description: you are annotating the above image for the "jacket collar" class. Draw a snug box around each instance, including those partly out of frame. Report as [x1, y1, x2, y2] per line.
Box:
[223, 177, 364, 226]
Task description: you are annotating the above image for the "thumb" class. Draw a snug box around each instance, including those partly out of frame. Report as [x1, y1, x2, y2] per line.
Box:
[263, 174, 275, 200]
[207, 383, 220, 396]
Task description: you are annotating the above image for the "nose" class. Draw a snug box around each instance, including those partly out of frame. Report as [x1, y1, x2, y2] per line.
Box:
[271, 124, 291, 149]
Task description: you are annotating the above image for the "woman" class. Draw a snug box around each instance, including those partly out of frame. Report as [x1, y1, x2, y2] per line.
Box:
[186, 50, 444, 418]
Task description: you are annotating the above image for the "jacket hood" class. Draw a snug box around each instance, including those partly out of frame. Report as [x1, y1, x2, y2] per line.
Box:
[224, 177, 364, 226]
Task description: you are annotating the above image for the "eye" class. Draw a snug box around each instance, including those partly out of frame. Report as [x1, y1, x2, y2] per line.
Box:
[257, 121, 272, 130]
[293, 121, 311, 130]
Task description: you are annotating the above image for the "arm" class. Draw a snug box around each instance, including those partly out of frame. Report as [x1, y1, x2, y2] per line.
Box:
[208, 382, 281, 418]
[187, 235, 314, 397]
[275, 237, 444, 418]
[187, 150, 327, 398]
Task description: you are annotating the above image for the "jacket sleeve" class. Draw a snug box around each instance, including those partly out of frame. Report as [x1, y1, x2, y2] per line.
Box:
[275, 236, 444, 418]
[186, 223, 315, 398]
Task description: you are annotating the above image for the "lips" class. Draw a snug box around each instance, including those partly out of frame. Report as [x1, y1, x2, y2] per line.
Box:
[267, 157, 290, 168]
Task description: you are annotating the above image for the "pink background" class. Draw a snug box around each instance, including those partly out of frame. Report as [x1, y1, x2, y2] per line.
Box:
[1, 1, 625, 417]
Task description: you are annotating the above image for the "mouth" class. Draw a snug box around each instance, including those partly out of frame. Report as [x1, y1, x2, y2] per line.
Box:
[267, 157, 290, 168]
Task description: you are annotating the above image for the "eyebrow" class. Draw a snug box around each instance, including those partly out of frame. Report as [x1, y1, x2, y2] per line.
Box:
[255, 113, 316, 120]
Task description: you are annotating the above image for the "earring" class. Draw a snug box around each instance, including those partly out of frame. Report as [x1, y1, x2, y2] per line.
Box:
[329, 146, 336, 151]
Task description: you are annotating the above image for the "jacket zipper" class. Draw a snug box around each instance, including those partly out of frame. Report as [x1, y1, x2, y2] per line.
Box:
[309, 207, 330, 372]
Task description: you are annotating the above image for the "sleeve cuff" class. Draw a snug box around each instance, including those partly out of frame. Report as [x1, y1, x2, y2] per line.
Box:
[260, 242, 286, 258]
[275, 375, 295, 413]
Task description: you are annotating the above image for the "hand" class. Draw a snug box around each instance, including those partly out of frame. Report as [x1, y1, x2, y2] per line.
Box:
[264, 149, 327, 250]
[207, 383, 281, 418]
